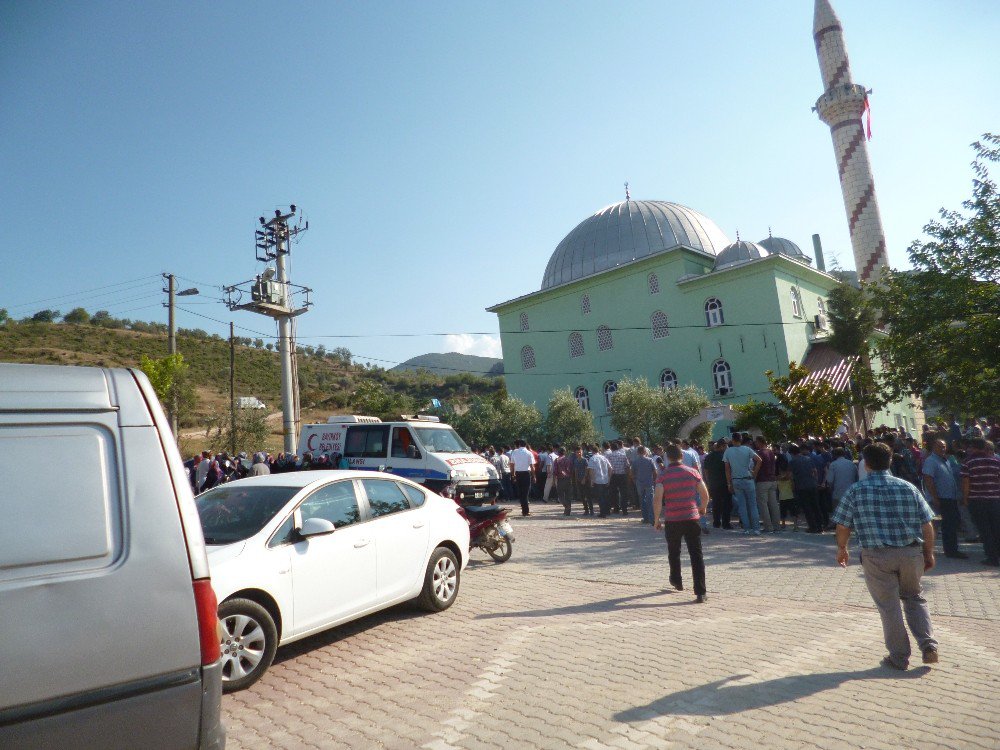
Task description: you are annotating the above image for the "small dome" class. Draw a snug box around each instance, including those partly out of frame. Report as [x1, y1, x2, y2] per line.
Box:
[759, 236, 810, 262]
[714, 240, 770, 270]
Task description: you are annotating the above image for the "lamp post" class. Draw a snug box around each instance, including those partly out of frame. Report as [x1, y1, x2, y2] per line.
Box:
[163, 274, 199, 439]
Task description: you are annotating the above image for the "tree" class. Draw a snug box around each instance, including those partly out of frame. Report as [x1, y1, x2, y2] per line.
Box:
[30, 309, 60, 323]
[825, 283, 886, 421]
[543, 389, 599, 445]
[0, 308, 8, 325]
[873, 134, 1000, 415]
[451, 393, 542, 448]
[734, 362, 850, 438]
[63, 307, 90, 324]
[206, 407, 271, 454]
[609, 377, 712, 445]
[351, 380, 415, 420]
[139, 353, 198, 428]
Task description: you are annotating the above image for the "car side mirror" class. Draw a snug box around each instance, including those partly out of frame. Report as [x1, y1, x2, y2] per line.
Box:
[297, 517, 336, 538]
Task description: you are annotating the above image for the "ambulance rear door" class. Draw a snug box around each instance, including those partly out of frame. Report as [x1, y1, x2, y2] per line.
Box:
[343, 424, 390, 470]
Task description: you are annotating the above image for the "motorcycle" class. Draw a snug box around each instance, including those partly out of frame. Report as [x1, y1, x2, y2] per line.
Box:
[455, 502, 515, 563]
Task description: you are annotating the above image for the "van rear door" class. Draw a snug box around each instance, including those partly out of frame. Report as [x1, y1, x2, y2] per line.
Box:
[343, 424, 390, 470]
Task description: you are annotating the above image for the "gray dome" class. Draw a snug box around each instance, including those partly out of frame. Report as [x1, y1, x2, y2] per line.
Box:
[541, 200, 731, 290]
[759, 235, 810, 262]
[714, 240, 770, 270]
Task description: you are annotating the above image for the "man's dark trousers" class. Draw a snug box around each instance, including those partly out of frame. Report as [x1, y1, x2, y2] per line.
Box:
[708, 483, 732, 528]
[665, 520, 706, 596]
[593, 484, 610, 517]
[515, 471, 532, 515]
[795, 487, 822, 532]
[968, 498, 1000, 563]
[609, 473, 628, 513]
[937, 497, 961, 556]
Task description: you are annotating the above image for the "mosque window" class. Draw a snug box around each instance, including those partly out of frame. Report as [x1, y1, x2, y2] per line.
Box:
[519, 312, 529, 331]
[603, 380, 617, 411]
[648, 273, 661, 295]
[660, 369, 678, 390]
[817, 297, 827, 316]
[568, 332, 585, 358]
[712, 359, 733, 396]
[597, 325, 614, 351]
[650, 311, 669, 340]
[705, 298, 724, 327]
[791, 287, 804, 318]
[520, 345, 536, 370]
[575, 386, 590, 412]
[581, 295, 591, 315]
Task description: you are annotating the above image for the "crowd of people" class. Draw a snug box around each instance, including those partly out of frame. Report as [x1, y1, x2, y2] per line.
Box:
[474, 414, 1000, 569]
[183, 449, 348, 494]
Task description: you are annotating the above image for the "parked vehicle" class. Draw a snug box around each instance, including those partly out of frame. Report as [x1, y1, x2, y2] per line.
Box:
[237, 396, 266, 410]
[458, 503, 515, 562]
[298, 415, 501, 502]
[196, 470, 470, 692]
[0, 364, 225, 750]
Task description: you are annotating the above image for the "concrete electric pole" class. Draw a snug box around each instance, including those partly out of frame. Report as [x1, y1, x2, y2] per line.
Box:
[162, 273, 198, 439]
[223, 207, 311, 455]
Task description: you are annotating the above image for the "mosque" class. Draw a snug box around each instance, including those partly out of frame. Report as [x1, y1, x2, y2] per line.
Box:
[487, 0, 923, 439]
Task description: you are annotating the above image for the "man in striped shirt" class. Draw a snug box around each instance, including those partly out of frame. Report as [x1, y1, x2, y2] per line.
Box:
[653, 444, 711, 603]
[961, 438, 1000, 567]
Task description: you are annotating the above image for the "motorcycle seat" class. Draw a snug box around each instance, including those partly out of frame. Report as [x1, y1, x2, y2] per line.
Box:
[463, 504, 505, 519]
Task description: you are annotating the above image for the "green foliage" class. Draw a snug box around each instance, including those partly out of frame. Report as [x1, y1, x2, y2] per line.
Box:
[543, 389, 599, 445]
[826, 283, 877, 358]
[351, 380, 416, 421]
[0, 308, 8, 325]
[767, 362, 850, 438]
[62, 307, 90, 324]
[30, 309, 60, 323]
[873, 134, 1000, 415]
[206, 407, 271, 455]
[139, 353, 198, 427]
[609, 377, 712, 445]
[451, 394, 542, 448]
[732, 399, 786, 443]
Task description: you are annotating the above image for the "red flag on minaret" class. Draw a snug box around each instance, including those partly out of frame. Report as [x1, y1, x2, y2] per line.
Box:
[862, 96, 872, 140]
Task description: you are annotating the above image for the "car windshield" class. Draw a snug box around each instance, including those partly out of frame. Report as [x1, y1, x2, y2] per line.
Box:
[196, 484, 300, 545]
[412, 426, 470, 453]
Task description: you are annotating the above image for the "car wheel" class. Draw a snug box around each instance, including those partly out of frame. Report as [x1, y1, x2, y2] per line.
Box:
[218, 598, 278, 693]
[418, 547, 460, 612]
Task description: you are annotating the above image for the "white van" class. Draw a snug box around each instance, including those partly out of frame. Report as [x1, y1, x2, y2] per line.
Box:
[237, 396, 266, 410]
[298, 415, 501, 503]
[0, 364, 225, 750]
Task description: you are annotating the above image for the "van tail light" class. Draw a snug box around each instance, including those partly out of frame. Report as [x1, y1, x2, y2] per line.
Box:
[193, 579, 221, 666]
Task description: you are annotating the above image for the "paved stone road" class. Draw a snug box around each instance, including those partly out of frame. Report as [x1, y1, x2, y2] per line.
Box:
[223, 504, 1000, 750]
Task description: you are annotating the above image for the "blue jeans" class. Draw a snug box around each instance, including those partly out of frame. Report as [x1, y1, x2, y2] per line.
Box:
[731, 477, 760, 532]
[639, 485, 654, 524]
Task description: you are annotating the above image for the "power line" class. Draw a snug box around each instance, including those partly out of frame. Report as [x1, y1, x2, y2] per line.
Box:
[174, 304, 273, 339]
[7, 275, 162, 310]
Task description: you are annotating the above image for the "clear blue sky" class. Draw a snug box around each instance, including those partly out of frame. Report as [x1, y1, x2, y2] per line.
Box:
[2, 1, 997, 368]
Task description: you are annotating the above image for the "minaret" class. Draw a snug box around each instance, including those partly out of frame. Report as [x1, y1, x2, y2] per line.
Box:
[813, 0, 888, 283]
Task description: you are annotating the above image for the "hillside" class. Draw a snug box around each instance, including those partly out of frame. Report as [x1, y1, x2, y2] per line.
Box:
[392, 351, 503, 376]
[0, 321, 502, 450]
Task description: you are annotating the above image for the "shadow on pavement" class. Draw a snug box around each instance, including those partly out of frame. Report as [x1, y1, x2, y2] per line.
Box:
[614, 666, 931, 722]
[475, 590, 698, 620]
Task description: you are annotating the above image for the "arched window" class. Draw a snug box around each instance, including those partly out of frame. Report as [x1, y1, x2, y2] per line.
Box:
[705, 297, 724, 327]
[790, 287, 803, 318]
[660, 369, 678, 390]
[568, 331, 584, 358]
[817, 297, 827, 316]
[575, 386, 590, 412]
[648, 272, 660, 295]
[603, 380, 617, 410]
[520, 345, 536, 370]
[712, 359, 733, 396]
[581, 294, 591, 315]
[519, 312, 529, 331]
[650, 310, 669, 340]
[597, 325, 614, 351]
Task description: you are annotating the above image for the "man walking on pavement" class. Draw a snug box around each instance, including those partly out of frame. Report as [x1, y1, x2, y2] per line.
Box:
[832, 442, 939, 670]
[724, 433, 762, 534]
[654, 445, 711, 603]
[509, 439, 535, 517]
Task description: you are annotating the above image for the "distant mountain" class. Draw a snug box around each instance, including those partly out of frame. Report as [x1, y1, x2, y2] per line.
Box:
[392, 352, 503, 376]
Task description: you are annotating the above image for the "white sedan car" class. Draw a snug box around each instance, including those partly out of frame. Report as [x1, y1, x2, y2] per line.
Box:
[195, 470, 470, 692]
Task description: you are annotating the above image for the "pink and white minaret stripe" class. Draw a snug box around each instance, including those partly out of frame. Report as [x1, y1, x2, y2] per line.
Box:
[813, 0, 889, 283]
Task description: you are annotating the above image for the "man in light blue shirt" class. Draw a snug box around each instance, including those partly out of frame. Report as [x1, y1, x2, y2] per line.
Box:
[723, 434, 762, 534]
[922, 438, 965, 559]
[825, 447, 858, 510]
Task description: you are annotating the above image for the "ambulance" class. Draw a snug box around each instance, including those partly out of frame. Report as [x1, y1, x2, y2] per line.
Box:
[297, 415, 501, 502]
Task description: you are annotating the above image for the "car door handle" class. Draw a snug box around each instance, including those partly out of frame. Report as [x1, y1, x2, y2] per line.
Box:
[353, 539, 371, 548]
[277, 565, 290, 575]
[412, 521, 426, 529]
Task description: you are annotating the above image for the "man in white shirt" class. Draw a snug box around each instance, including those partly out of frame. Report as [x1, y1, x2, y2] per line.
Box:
[509, 439, 536, 516]
[587, 447, 613, 518]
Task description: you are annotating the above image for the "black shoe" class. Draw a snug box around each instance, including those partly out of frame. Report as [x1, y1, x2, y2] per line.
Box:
[670, 581, 683, 591]
[695, 594, 707, 604]
[944, 552, 969, 559]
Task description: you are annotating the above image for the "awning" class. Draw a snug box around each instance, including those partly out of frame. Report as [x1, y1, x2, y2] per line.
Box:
[796, 343, 856, 392]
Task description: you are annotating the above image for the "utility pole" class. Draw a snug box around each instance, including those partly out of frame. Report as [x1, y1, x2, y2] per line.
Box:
[230, 321, 237, 455]
[162, 273, 198, 439]
[223, 206, 311, 456]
